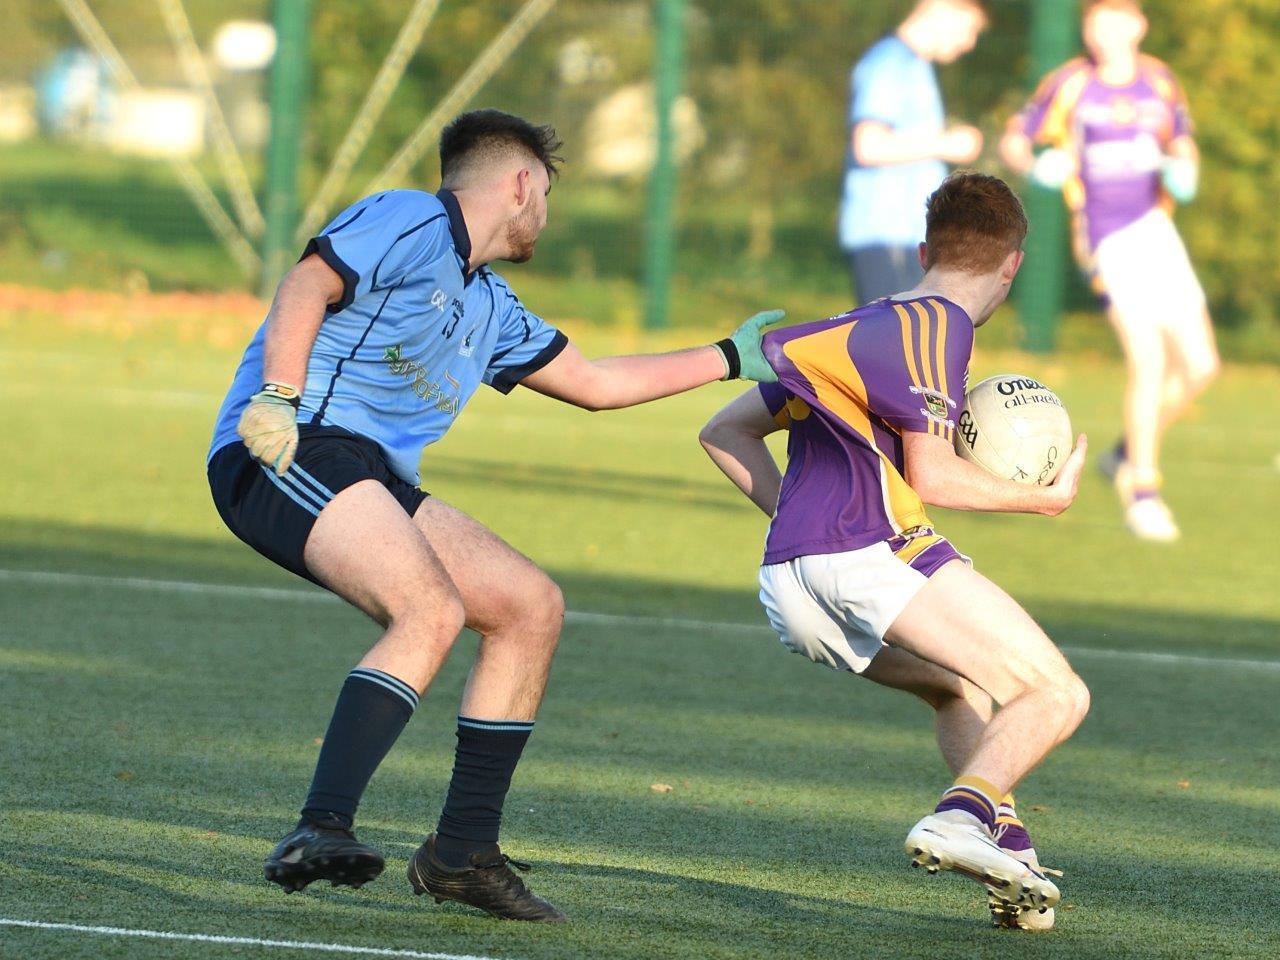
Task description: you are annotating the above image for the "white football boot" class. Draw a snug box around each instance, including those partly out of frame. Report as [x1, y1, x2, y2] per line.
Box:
[1125, 496, 1181, 542]
[904, 811, 1061, 914]
[987, 846, 1062, 930]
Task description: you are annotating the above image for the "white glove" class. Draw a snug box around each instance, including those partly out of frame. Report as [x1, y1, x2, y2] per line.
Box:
[1162, 156, 1199, 203]
[1030, 148, 1074, 190]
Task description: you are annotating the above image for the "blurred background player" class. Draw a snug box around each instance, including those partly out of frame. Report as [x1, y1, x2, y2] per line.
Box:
[839, 0, 988, 303]
[999, 0, 1218, 542]
[701, 173, 1090, 929]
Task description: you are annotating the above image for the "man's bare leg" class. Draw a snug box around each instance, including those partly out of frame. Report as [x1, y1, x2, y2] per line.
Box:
[1158, 311, 1219, 433]
[889, 561, 1088, 911]
[304, 481, 468, 688]
[411, 497, 564, 722]
[863, 645, 1053, 929]
[1109, 304, 1167, 495]
[388, 497, 566, 921]
[264, 480, 468, 893]
[302, 486, 567, 918]
[861, 647, 992, 776]
[886, 562, 1089, 792]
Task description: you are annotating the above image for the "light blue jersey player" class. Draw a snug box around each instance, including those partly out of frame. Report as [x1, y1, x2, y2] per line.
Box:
[839, 0, 988, 303]
[209, 188, 566, 487]
[206, 109, 782, 921]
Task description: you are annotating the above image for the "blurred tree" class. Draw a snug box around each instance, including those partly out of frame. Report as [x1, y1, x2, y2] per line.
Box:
[2, 0, 1277, 334]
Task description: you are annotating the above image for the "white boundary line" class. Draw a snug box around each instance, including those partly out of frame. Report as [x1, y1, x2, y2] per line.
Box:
[1, 568, 1277, 673]
[0, 918, 505, 960]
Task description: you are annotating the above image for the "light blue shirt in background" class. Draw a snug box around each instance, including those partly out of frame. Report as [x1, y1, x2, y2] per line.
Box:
[839, 35, 947, 251]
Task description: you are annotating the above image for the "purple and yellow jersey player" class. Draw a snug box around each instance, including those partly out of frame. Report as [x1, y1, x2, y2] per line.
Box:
[700, 173, 1092, 931]
[1000, 0, 1218, 542]
[1011, 52, 1190, 257]
[756, 295, 972, 576]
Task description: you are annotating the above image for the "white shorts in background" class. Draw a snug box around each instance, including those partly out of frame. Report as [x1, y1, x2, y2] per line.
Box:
[758, 534, 964, 674]
[1093, 208, 1216, 379]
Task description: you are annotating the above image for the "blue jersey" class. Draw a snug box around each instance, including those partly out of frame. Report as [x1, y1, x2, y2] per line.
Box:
[839, 35, 947, 250]
[209, 189, 567, 484]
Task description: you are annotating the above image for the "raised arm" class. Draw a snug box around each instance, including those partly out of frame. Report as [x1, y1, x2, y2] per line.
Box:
[520, 310, 785, 410]
[698, 388, 786, 516]
[903, 429, 1087, 516]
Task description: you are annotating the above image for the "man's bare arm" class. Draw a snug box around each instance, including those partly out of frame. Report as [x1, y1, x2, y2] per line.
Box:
[698, 389, 785, 516]
[903, 429, 1087, 517]
[260, 253, 346, 389]
[520, 341, 730, 411]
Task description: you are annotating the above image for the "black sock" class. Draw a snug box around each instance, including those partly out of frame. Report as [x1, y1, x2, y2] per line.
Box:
[435, 717, 533, 867]
[301, 667, 420, 830]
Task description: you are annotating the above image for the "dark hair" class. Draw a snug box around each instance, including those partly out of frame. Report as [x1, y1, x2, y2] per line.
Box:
[924, 172, 1028, 273]
[439, 109, 563, 185]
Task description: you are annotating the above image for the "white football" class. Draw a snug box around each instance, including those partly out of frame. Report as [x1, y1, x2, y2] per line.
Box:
[954, 374, 1072, 485]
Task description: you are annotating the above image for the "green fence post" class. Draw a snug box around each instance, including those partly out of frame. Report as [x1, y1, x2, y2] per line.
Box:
[260, 0, 310, 297]
[1017, 0, 1076, 353]
[643, 0, 684, 330]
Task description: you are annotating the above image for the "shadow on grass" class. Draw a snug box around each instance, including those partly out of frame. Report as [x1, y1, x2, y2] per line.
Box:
[2, 515, 1277, 648]
[3, 508, 1278, 958]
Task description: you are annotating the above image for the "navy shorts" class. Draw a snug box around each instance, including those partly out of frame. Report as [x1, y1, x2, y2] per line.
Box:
[207, 425, 429, 585]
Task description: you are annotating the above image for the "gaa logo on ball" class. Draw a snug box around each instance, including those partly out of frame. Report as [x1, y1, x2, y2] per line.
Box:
[954, 374, 1072, 485]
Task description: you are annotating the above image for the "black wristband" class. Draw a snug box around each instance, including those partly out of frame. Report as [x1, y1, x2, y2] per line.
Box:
[715, 338, 740, 380]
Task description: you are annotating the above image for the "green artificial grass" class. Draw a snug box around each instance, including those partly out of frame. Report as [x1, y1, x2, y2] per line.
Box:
[0, 315, 1278, 959]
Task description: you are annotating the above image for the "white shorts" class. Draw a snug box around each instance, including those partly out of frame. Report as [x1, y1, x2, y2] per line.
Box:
[1093, 208, 1216, 379]
[758, 534, 964, 674]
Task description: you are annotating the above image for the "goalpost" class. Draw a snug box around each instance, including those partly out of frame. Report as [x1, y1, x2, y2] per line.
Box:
[263, 0, 560, 292]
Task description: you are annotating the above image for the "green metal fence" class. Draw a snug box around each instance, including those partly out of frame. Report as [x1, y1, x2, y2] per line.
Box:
[0, 0, 1276, 356]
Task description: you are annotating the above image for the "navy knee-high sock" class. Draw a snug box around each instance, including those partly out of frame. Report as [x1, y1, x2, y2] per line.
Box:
[434, 716, 533, 866]
[301, 667, 419, 830]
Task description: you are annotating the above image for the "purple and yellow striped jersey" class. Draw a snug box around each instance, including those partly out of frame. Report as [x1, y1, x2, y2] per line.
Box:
[758, 296, 973, 565]
[1015, 55, 1192, 250]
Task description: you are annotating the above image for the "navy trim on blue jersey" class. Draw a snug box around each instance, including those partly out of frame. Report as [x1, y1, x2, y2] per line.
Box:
[303, 234, 360, 313]
[436, 189, 473, 271]
[327, 206, 367, 236]
[489, 330, 569, 394]
[370, 213, 446, 291]
[314, 279, 404, 422]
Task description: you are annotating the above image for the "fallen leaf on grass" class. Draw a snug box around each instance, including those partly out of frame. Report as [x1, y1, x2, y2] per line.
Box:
[650, 783, 673, 793]
[114, 771, 134, 781]
[1177, 780, 1191, 789]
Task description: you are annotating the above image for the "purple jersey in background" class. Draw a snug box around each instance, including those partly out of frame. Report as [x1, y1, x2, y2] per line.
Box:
[1017, 55, 1191, 251]
[759, 297, 973, 565]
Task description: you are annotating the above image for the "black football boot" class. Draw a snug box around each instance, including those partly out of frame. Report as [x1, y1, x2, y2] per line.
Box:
[264, 816, 385, 893]
[407, 833, 566, 922]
